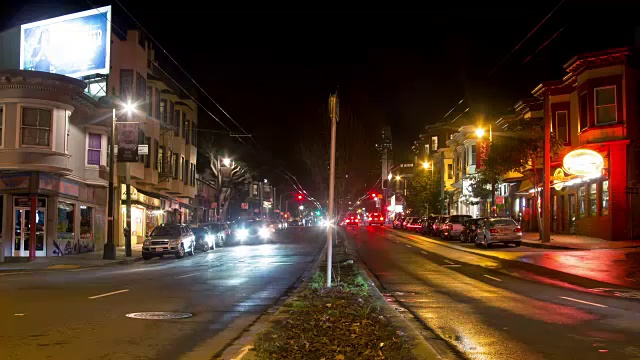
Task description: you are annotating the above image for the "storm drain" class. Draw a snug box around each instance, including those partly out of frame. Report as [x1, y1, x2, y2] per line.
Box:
[126, 312, 192, 320]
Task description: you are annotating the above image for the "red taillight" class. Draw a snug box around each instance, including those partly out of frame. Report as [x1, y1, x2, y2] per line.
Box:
[489, 229, 498, 234]
[514, 227, 522, 232]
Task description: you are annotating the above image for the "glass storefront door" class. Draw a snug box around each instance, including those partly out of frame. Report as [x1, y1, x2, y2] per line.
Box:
[13, 201, 46, 257]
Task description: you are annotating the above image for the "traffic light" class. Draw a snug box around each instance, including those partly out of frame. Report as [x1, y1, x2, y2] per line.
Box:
[297, 194, 304, 200]
[371, 193, 377, 199]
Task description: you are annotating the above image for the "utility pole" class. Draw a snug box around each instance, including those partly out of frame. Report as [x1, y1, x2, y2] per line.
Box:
[542, 91, 551, 242]
[327, 91, 338, 288]
[103, 108, 116, 260]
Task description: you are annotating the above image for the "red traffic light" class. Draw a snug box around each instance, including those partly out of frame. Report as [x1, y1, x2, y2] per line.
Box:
[297, 194, 304, 200]
[371, 193, 377, 198]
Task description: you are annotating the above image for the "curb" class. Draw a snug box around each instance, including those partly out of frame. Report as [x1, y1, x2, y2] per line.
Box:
[216, 238, 328, 360]
[521, 240, 573, 250]
[339, 229, 446, 360]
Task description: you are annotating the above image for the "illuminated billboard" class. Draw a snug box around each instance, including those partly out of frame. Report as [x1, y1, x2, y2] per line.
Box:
[20, 6, 111, 78]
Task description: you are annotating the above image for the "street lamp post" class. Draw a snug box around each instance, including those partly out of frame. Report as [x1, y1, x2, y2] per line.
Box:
[103, 108, 117, 260]
[123, 102, 136, 258]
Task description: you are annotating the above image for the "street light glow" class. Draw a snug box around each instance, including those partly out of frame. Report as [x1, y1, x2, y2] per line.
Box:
[422, 161, 430, 169]
[395, 175, 401, 181]
[387, 173, 392, 181]
[299, 205, 304, 210]
[123, 101, 136, 115]
[475, 128, 485, 138]
[222, 158, 231, 166]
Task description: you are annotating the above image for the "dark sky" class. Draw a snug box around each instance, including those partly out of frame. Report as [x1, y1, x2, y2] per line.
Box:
[2, 0, 640, 196]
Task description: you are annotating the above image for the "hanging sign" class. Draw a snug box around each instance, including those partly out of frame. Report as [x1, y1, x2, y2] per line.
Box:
[563, 149, 604, 177]
[116, 122, 139, 162]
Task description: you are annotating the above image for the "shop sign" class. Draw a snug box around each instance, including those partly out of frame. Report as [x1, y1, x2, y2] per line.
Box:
[553, 168, 568, 190]
[0, 173, 30, 190]
[121, 185, 138, 200]
[563, 149, 604, 177]
[14, 196, 47, 208]
[495, 196, 504, 205]
[116, 122, 139, 162]
[39, 173, 79, 197]
[476, 140, 489, 169]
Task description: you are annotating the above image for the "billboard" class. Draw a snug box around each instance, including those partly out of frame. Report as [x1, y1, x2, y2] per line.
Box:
[20, 6, 111, 78]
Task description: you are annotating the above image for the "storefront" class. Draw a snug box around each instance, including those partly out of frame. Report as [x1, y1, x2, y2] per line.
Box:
[0, 172, 106, 257]
[120, 185, 162, 244]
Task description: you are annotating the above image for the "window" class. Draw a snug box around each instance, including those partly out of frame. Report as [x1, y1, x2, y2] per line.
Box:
[555, 111, 568, 144]
[595, 86, 616, 125]
[1, 105, 4, 147]
[57, 202, 75, 255]
[180, 156, 185, 180]
[470, 145, 476, 166]
[447, 163, 453, 179]
[589, 183, 597, 217]
[120, 69, 134, 102]
[579, 92, 588, 131]
[160, 99, 167, 124]
[186, 120, 191, 144]
[172, 153, 178, 179]
[21, 107, 51, 146]
[183, 118, 188, 139]
[80, 206, 93, 253]
[158, 146, 164, 172]
[578, 186, 586, 218]
[154, 139, 159, 170]
[65, 112, 70, 153]
[184, 160, 190, 185]
[146, 86, 153, 116]
[87, 133, 102, 166]
[424, 144, 430, 154]
[191, 125, 197, 147]
[252, 184, 258, 196]
[431, 136, 438, 151]
[135, 72, 146, 102]
[170, 102, 177, 135]
[174, 109, 180, 132]
[144, 136, 151, 168]
[154, 88, 160, 119]
[191, 163, 196, 186]
[601, 180, 609, 216]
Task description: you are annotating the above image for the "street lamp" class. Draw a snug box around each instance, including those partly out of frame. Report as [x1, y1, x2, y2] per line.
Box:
[299, 205, 304, 210]
[475, 127, 485, 138]
[222, 157, 231, 167]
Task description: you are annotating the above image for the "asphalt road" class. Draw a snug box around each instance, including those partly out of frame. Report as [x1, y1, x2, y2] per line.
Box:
[347, 225, 640, 360]
[0, 227, 324, 360]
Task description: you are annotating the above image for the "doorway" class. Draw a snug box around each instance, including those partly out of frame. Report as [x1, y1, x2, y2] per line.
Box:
[13, 197, 47, 257]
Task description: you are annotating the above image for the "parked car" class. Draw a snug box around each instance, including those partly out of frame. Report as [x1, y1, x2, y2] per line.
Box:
[432, 216, 449, 236]
[461, 217, 487, 243]
[406, 218, 424, 232]
[207, 222, 231, 247]
[402, 217, 416, 230]
[393, 217, 406, 229]
[423, 215, 444, 235]
[142, 224, 196, 260]
[475, 218, 522, 248]
[368, 212, 385, 226]
[192, 226, 215, 251]
[442, 215, 473, 240]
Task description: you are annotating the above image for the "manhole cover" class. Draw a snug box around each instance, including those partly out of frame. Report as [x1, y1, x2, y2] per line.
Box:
[126, 312, 192, 320]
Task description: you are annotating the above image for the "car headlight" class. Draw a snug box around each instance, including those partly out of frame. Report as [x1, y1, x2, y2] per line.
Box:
[205, 235, 214, 243]
[258, 227, 270, 239]
[237, 228, 249, 240]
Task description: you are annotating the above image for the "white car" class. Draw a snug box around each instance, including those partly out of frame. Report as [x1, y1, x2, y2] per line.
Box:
[475, 218, 522, 248]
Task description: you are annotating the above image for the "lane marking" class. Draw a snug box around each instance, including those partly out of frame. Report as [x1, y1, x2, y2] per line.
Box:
[14, 313, 25, 316]
[405, 245, 412, 248]
[442, 264, 461, 267]
[444, 259, 455, 265]
[483, 275, 503, 282]
[175, 273, 197, 279]
[47, 264, 81, 270]
[559, 296, 608, 308]
[88, 289, 130, 299]
[420, 251, 428, 255]
[0, 271, 34, 276]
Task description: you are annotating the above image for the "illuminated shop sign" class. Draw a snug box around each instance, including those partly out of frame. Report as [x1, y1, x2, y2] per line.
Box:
[562, 149, 604, 177]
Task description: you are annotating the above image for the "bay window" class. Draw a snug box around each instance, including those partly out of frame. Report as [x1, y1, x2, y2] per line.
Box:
[595, 86, 616, 125]
[87, 133, 102, 166]
[555, 110, 568, 144]
[21, 107, 51, 147]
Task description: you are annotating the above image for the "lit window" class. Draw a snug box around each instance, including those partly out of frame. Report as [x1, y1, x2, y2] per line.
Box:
[578, 186, 586, 219]
[431, 136, 438, 151]
[601, 180, 609, 216]
[589, 183, 597, 217]
[595, 86, 616, 125]
[21, 107, 51, 147]
[555, 111, 568, 143]
[424, 144, 430, 154]
[87, 133, 102, 166]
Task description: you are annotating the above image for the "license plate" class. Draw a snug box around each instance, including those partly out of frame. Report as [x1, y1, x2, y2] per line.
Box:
[154, 247, 164, 252]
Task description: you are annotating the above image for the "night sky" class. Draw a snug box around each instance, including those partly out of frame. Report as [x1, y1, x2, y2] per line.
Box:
[2, 0, 640, 198]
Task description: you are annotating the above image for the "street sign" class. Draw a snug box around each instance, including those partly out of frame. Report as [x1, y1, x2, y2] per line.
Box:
[138, 145, 148, 155]
[626, 187, 639, 195]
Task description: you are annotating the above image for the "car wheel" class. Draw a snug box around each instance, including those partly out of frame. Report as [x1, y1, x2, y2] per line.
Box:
[459, 234, 465, 242]
[187, 242, 195, 256]
[175, 244, 185, 259]
[143, 254, 152, 260]
[202, 242, 210, 252]
[514, 242, 521, 247]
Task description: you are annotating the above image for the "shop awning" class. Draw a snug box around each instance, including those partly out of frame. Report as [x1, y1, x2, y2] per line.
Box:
[517, 179, 535, 194]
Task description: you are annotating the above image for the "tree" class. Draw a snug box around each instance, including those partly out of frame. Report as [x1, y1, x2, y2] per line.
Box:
[199, 138, 252, 221]
[406, 170, 442, 217]
[479, 117, 563, 228]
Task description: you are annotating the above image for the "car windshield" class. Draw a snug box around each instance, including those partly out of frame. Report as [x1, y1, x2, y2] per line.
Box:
[245, 220, 264, 228]
[150, 226, 181, 237]
[450, 215, 472, 223]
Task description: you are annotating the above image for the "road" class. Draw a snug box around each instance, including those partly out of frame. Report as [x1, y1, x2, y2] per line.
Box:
[0, 227, 324, 360]
[348, 225, 640, 360]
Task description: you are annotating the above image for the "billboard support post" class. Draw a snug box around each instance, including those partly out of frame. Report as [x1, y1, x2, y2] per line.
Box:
[103, 108, 116, 260]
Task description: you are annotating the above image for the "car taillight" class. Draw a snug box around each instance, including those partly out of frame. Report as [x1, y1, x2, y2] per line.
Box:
[489, 229, 498, 234]
[514, 227, 522, 232]
[379, 217, 384, 220]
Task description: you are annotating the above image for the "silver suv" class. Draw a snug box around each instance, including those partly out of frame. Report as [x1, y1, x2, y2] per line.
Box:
[142, 224, 196, 260]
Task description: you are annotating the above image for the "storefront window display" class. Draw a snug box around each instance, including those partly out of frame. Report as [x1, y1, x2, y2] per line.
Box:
[56, 202, 75, 255]
[589, 183, 597, 217]
[601, 180, 609, 216]
[146, 209, 162, 236]
[578, 187, 586, 219]
[79, 206, 94, 253]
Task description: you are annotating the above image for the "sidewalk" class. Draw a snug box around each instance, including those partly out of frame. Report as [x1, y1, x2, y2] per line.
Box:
[522, 232, 640, 250]
[0, 244, 142, 271]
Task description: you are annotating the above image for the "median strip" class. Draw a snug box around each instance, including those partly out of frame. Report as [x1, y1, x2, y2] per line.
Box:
[88, 289, 129, 299]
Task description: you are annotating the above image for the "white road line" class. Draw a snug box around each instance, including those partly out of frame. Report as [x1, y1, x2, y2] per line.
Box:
[88, 289, 130, 299]
[421, 251, 428, 255]
[444, 259, 455, 265]
[442, 264, 461, 267]
[0, 271, 33, 276]
[483, 275, 503, 282]
[405, 245, 412, 248]
[13, 313, 25, 316]
[175, 273, 197, 279]
[559, 296, 608, 308]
